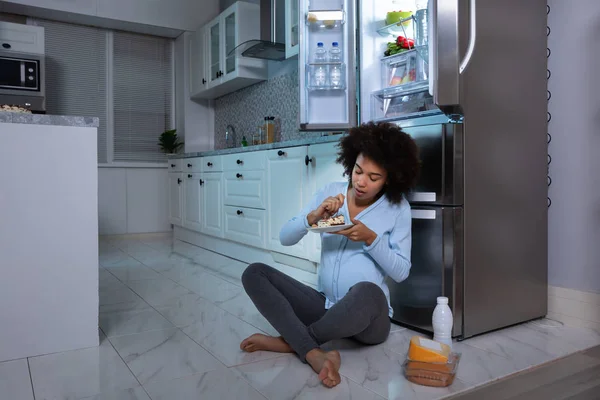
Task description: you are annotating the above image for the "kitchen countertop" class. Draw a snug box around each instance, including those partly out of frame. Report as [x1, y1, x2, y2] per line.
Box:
[170, 134, 346, 158]
[0, 111, 99, 128]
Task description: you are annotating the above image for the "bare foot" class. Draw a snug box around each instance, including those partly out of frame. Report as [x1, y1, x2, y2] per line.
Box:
[239, 333, 294, 353]
[306, 349, 342, 388]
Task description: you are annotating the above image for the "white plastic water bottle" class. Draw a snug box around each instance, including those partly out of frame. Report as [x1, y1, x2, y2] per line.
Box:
[432, 296, 453, 348]
[313, 42, 327, 87]
[329, 42, 342, 88]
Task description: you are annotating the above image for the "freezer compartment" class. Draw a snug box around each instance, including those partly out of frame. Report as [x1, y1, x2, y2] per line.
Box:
[387, 206, 463, 338]
[401, 123, 463, 206]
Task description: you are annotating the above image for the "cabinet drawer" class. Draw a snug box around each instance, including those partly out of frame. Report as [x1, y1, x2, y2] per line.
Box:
[224, 170, 266, 209]
[222, 151, 266, 171]
[224, 206, 266, 248]
[202, 155, 223, 172]
[183, 157, 202, 173]
[168, 159, 183, 172]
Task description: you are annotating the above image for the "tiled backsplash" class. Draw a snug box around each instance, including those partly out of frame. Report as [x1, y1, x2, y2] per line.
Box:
[214, 68, 321, 149]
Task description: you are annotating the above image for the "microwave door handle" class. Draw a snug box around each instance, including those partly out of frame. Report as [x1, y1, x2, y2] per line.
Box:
[459, 0, 477, 74]
[20, 61, 25, 85]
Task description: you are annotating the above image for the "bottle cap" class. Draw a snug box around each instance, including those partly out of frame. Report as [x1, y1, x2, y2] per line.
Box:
[436, 296, 449, 305]
[317, 42, 324, 47]
[332, 42, 339, 46]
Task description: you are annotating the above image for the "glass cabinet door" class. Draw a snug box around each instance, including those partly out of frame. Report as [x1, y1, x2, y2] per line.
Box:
[208, 18, 221, 84]
[286, 0, 299, 58]
[224, 11, 237, 77]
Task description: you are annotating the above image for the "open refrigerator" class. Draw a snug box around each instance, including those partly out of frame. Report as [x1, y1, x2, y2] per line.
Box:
[298, 0, 549, 339]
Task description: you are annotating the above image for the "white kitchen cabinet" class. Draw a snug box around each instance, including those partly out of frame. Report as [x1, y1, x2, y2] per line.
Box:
[223, 170, 267, 209]
[285, 0, 299, 59]
[224, 206, 267, 248]
[266, 147, 309, 258]
[183, 172, 202, 232]
[168, 173, 183, 226]
[0, 21, 45, 54]
[189, 26, 207, 97]
[305, 141, 346, 262]
[201, 172, 224, 237]
[190, 1, 268, 99]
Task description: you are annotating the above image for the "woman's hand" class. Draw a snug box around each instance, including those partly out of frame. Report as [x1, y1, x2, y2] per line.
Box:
[334, 218, 377, 246]
[307, 194, 345, 226]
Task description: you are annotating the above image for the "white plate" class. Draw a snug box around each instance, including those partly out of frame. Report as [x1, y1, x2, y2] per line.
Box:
[308, 223, 354, 233]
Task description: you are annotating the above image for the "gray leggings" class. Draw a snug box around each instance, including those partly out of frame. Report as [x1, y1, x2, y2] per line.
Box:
[242, 263, 391, 361]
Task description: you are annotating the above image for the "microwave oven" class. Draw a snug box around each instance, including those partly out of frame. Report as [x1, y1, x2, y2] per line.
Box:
[0, 50, 45, 113]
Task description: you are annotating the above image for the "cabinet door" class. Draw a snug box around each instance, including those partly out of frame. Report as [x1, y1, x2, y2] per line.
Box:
[224, 206, 267, 248]
[201, 172, 224, 238]
[285, 0, 299, 58]
[183, 173, 202, 232]
[306, 141, 346, 262]
[190, 27, 207, 97]
[207, 17, 222, 87]
[222, 7, 238, 81]
[168, 173, 183, 226]
[266, 147, 309, 258]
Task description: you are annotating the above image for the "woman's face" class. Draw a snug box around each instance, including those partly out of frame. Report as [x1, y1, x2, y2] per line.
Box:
[351, 153, 388, 204]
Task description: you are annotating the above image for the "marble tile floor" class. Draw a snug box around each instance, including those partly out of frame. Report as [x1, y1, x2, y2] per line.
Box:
[2, 233, 600, 400]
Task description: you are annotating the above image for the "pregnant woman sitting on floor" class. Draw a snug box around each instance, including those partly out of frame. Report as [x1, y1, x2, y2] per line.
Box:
[240, 121, 421, 388]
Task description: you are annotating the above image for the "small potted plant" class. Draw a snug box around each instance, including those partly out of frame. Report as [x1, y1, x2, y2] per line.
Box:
[158, 129, 184, 155]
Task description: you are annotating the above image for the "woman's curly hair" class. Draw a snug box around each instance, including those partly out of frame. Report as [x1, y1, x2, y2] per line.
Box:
[336, 121, 421, 204]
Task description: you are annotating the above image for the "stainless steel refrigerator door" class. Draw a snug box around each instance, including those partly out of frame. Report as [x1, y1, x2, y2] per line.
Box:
[386, 206, 464, 337]
[298, 0, 357, 131]
[402, 123, 463, 206]
[429, 0, 477, 120]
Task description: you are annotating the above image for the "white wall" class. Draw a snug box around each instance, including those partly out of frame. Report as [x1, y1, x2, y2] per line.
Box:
[547, 0, 600, 294]
[175, 31, 215, 153]
[98, 167, 170, 235]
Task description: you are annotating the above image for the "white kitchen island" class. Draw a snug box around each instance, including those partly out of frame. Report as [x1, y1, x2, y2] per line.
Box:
[0, 112, 99, 362]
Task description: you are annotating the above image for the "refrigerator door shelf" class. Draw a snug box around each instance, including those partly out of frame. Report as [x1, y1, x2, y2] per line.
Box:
[299, 0, 356, 131]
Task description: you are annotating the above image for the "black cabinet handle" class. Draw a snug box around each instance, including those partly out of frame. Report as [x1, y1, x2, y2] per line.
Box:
[202, 78, 206, 84]
[171, 163, 176, 167]
[2, 43, 11, 49]
[207, 162, 213, 167]
[237, 210, 243, 215]
[305, 155, 313, 166]
[277, 150, 285, 156]
[187, 174, 192, 178]
[187, 163, 192, 167]
[177, 178, 182, 184]
[236, 159, 243, 165]
[199, 179, 204, 186]
[236, 173, 243, 178]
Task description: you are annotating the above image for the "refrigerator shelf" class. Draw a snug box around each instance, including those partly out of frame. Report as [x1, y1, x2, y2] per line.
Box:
[306, 10, 345, 29]
[377, 15, 416, 38]
[371, 82, 436, 121]
[374, 80, 430, 99]
[306, 62, 347, 91]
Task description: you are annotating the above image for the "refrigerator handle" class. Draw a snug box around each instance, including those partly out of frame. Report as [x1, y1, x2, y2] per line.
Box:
[459, 0, 477, 74]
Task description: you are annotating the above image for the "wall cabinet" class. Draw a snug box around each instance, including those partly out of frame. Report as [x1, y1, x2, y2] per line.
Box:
[190, 1, 268, 100]
[284, 0, 299, 59]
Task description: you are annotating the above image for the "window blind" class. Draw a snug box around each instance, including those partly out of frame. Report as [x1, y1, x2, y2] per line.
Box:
[113, 32, 173, 163]
[32, 19, 108, 163]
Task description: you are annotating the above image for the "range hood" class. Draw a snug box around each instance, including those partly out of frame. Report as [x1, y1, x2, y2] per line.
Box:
[228, 0, 286, 61]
